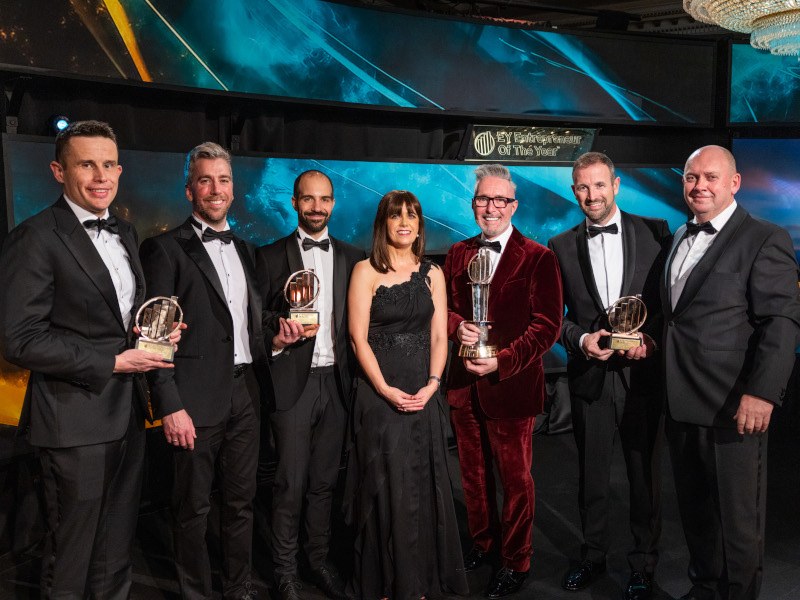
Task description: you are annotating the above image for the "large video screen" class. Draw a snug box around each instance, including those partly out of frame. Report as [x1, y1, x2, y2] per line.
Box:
[4, 136, 691, 250]
[730, 43, 800, 124]
[2, 134, 693, 426]
[0, 0, 715, 124]
[731, 138, 800, 264]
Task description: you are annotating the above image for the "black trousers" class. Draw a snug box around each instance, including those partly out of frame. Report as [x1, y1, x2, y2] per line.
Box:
[269, 368, 346, 582]
[570, 370, 662, 572]
[172, 368, 260, 600]
[666, 416, 767, 600]
[39, 405, 145, 600]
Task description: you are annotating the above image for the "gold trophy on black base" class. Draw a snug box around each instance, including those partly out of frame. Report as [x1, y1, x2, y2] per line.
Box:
[607, 294, 647, 351]
[135, 296, 183, 362]
[458, 248, 498, 359]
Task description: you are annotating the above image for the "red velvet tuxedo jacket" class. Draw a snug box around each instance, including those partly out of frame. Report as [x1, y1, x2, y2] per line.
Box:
[444, 227, 563, 419]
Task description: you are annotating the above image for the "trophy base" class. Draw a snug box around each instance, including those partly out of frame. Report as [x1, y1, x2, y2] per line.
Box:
[609, 333, 642, 351]
[289, 310, 320, 326]
[136, 338, 175, 362]
[458, 320, 496, 358]
[458, 343, 498, 359]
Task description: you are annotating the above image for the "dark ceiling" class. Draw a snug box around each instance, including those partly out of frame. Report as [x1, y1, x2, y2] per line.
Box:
[349, 0, 742, 38]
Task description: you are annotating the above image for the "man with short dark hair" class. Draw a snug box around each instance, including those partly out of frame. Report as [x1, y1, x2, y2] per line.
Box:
[140, 142, 271, 599]
[549, 152, 671, 599]
[445, 163, 563, 599]
[257, 170, 364, 600]
[0, 120, 176, 598]
[663, 145, 800, 600]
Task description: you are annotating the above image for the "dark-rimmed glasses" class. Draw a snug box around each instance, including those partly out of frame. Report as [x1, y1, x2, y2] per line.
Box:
[472, 196, 516, 208]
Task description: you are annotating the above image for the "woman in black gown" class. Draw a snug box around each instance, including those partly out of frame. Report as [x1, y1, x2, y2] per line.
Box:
[344, 191, 468, 600]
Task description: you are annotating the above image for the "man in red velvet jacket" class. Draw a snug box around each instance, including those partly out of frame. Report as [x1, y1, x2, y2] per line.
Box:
[444, 163, 563, 599]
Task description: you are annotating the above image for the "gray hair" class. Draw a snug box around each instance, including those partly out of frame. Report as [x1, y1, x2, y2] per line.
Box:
[184, 142, 231, 185]
[474, 163, 516, 195]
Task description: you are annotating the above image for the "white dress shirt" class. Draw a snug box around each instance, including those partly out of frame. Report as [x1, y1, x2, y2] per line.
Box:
[481, 224, 514, 280]
[586, 207, 624, 310]
[191, 218, 252, 365]
[65, 196, 136, 330]
[670, 201, 738, 309]
[579, 207, 624, 353]
[296, 228, 335, 368]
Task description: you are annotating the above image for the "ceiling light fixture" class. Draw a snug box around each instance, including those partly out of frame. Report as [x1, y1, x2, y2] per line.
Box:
[684, 0, 800, 55]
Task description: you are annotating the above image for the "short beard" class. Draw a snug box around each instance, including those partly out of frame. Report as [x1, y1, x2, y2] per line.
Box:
[193, 201, 228, 226]
[299, 211, 330, 234]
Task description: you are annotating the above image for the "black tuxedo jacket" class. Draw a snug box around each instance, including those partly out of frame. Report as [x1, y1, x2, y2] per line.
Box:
[660, 205, 800, 427]
[548, 211, 671, 401]
[0, 196, 147, 448]
[139, 218, 271, 427]
[256, 233, 364, 411]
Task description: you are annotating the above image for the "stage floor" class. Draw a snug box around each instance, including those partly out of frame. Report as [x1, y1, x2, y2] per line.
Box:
[2, 412, 799, 600]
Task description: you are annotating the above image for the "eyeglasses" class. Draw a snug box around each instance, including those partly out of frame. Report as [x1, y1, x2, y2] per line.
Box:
[473, 196, 516, 208]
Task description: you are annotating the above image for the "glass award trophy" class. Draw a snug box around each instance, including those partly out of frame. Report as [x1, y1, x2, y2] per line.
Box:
[607, 295, 647, 351]
[135, 296, 183, 361]
[283, 269, 321, 327]
[458, 248, 498, 358]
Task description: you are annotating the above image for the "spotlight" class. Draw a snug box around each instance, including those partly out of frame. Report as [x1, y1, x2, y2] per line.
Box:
[48, 115, 70, 135]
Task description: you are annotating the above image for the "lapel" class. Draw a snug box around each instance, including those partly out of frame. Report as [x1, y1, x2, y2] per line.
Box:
[575, 221, 606, 314]
[619, 211, 637, 297]
[490, 227, 524, 297]
[460, 236, 480, 278]
[286, 232, 304, 275]
[51, 197, 126, 331]
[661, 223, 688, 318]
[118, 222, 145, 309]
[670, 206, 749, 317]
[330, 237, 347, 336]
[175, 218, 227, 306]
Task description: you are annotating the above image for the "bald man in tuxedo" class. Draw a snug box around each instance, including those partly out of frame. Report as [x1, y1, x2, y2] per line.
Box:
[663, 145, 800, 600]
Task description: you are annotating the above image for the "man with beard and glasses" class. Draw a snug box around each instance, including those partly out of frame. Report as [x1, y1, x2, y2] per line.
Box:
[445, 164, 563, 599]
[256, 170, 364, 600]
[139, 142, 271, 599]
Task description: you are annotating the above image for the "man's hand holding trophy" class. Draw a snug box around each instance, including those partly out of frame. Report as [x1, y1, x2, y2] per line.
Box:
[273, 269, 321, 350]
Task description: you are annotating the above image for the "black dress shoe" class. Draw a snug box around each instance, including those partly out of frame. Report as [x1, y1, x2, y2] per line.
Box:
[310, 565, 348, 600]
[624, 571, 652, 600]
[463, 546, 488, 572]
[278, 576, 303, 600]
[485, 567, 528, 599]
[562, 559, 606, 591]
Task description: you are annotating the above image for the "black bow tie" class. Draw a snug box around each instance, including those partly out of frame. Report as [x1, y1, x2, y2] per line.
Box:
[83, 216, 118, 235]
[301, 237, 330, 252]
[587, 223, 618, 237]
[685, 221, 717, 236]
[477, 239, 501, 253]
[192, 218, 234, 244]
[202, 228, 234, 244]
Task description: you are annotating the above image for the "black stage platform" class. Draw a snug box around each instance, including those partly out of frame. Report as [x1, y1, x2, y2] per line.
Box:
[2, 405, 799, 600]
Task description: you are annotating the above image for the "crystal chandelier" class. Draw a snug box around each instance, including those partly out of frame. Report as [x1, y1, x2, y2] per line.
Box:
[684, 0, 800, 55]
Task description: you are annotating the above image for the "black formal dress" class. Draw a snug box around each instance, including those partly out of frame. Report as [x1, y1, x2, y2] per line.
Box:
[343, 261, 468, 600]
